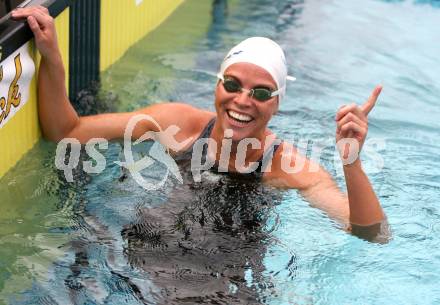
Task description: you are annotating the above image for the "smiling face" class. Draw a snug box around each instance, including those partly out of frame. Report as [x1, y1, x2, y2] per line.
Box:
[214, 62, 279, 142]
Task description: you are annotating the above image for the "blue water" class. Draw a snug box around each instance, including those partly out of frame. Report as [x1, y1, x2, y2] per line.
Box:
[1, 0, 440, 304]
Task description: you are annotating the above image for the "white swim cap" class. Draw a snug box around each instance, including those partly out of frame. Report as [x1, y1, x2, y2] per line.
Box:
[218, 37, 295, 102]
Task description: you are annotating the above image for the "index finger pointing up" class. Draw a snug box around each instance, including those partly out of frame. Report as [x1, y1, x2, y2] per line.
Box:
[361, 85, 383, 115]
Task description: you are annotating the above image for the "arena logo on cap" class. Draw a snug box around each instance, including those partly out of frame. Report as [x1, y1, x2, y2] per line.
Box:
[225, 50, 243, 60]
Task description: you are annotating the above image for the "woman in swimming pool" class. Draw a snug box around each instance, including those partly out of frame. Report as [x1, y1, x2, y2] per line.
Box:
[12, 6, 386, 230]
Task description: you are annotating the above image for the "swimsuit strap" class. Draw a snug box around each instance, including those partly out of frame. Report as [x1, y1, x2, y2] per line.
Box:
[175, 117, 216, 160]
[198, 117, 217, 140]
[200, 118, 282, 176]
[178, 117, 281, 177]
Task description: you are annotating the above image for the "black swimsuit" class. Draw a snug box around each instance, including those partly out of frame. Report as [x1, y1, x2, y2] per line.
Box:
[175, 117, 281, 181]
[121, 118, 285, 304]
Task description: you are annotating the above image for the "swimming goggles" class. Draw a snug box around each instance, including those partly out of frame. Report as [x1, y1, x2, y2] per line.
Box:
[217, 73, 282, 102]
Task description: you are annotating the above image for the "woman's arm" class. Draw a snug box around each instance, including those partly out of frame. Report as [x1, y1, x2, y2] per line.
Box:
[300, 86, 385, 227]
[12, 6, 207, 144]
[38, 42, 80, 141]
[334, 86, 385, 226]
[266, 86, 387, 235]
[13, 6, 79, 141]
[13, 6, 142, 143]
[266, 144, 389, 242]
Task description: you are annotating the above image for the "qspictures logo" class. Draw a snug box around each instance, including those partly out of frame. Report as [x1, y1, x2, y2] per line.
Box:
[55, 114, 386, 190]
[55, 114, 193, 190]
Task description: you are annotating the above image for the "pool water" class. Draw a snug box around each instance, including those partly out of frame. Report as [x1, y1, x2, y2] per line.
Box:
[1, 0, 440, 304]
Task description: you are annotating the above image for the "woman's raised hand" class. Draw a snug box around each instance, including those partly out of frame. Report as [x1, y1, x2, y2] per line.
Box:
[11, 6, 59, 60]
[335, 85, 383, 163]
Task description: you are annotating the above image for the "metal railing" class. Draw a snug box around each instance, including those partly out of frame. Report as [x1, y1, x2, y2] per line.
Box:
[0, 0, 68, 63]
[0, 0, 32, 15]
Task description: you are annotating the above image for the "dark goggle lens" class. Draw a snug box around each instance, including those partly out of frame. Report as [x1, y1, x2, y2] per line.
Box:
[223, 79, 241, 93]
[252, 88, 272, 101]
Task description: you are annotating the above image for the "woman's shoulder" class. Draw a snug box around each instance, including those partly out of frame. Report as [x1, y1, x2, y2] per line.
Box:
[139, 102, 215, 153]
[169, 102, 215, 133]
[138, 102, 215, 132]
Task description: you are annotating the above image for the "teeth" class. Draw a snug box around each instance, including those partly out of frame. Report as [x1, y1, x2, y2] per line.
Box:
[228, 110, 252, 122]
